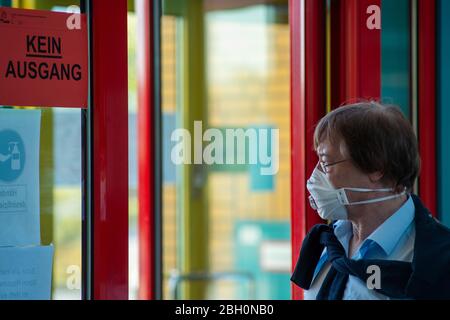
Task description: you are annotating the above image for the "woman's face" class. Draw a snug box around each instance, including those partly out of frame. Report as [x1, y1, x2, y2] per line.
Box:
[316, 137, 384, 203]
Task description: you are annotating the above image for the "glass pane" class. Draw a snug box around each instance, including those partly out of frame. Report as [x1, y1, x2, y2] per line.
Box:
[437, 0, 450, 227]
[161, 0, 290, 300]
[0, 1, 82, 300]
[381, 0, 411, 118]
[50, 107, 82, 300]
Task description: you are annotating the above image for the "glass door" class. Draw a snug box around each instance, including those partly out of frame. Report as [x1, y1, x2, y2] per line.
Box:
[158, 0, 291, 300]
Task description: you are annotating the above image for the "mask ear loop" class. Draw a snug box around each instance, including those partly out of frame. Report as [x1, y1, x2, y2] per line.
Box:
[342, 187, 394, 192]
[345, 187, 407, 206]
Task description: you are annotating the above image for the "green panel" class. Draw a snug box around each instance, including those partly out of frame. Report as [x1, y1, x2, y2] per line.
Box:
[381, 0, 411, 118]
[437, 0, 450, 226]
[163, 0, 185, 16]
[235, 221, 290, 299]
[209, 127, 256, 173]
[208, 125, 276, 176]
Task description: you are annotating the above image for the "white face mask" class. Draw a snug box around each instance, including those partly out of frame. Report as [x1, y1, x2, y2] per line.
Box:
[306, 166, 407, 220]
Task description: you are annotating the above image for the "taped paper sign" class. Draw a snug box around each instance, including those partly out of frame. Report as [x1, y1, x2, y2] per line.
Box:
[0, 7, 88, 108]
[0, 245, 54, 300]
[0, 109, 41, 246]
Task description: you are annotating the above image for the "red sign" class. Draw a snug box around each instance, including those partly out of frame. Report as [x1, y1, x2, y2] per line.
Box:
[0, 7, 87, 108]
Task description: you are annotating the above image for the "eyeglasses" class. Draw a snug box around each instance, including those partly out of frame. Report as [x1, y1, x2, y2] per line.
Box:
[319, 159, 348, 173]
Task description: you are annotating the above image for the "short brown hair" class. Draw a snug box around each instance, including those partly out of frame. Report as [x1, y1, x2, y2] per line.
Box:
[313, 101, 420, 190]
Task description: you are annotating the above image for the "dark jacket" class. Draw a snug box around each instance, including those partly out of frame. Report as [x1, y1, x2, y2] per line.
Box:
[291, 194, 450, 299]
[402, 194, 450, 299]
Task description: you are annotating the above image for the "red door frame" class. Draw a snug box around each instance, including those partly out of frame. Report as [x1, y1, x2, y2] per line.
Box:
[330, 0, 380, 107]
[136, 0, 157, 300]
[290, 0, 380, 299]
[343, 0, 381, 101]
[290, 0, 326, 300]
[90, 0, 129, 299]
[418, 0, 437, 215]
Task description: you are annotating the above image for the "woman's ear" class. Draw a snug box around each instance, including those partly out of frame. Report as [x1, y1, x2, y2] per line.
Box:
[368, 171, 384, 183]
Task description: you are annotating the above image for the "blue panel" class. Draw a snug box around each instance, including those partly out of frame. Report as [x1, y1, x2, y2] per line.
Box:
[163, 112, 176, 184]
[250, 163, 274, 191]
[249, 125, 275, 192]
[437, 0, 450, 226]
[381, 0, 411, 118]
[209, 125, 277, 184]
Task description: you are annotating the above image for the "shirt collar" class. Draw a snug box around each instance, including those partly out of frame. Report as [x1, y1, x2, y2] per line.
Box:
[366, 195, 415, 256]
[332, 195, 415, 257]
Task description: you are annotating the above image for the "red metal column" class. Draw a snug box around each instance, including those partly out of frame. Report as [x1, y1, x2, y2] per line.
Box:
[343, 0, 381, 100]
[418, 0, 437, 215]
[290, 0, 305, 300]
[137, 0, 155, 300]
[330, 0, 346, 108]
[330, 0, 380, 108]
[304, 0, 326, 234]
[91, 0, 129, 299]
[290, 0, 326, 300]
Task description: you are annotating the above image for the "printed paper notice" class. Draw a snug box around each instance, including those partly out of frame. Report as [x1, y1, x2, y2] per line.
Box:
[0, 109, 41, 246]
[0, 245, 53, 300]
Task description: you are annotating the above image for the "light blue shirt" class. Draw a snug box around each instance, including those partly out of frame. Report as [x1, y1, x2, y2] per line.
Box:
[304, 195, 416, 300]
